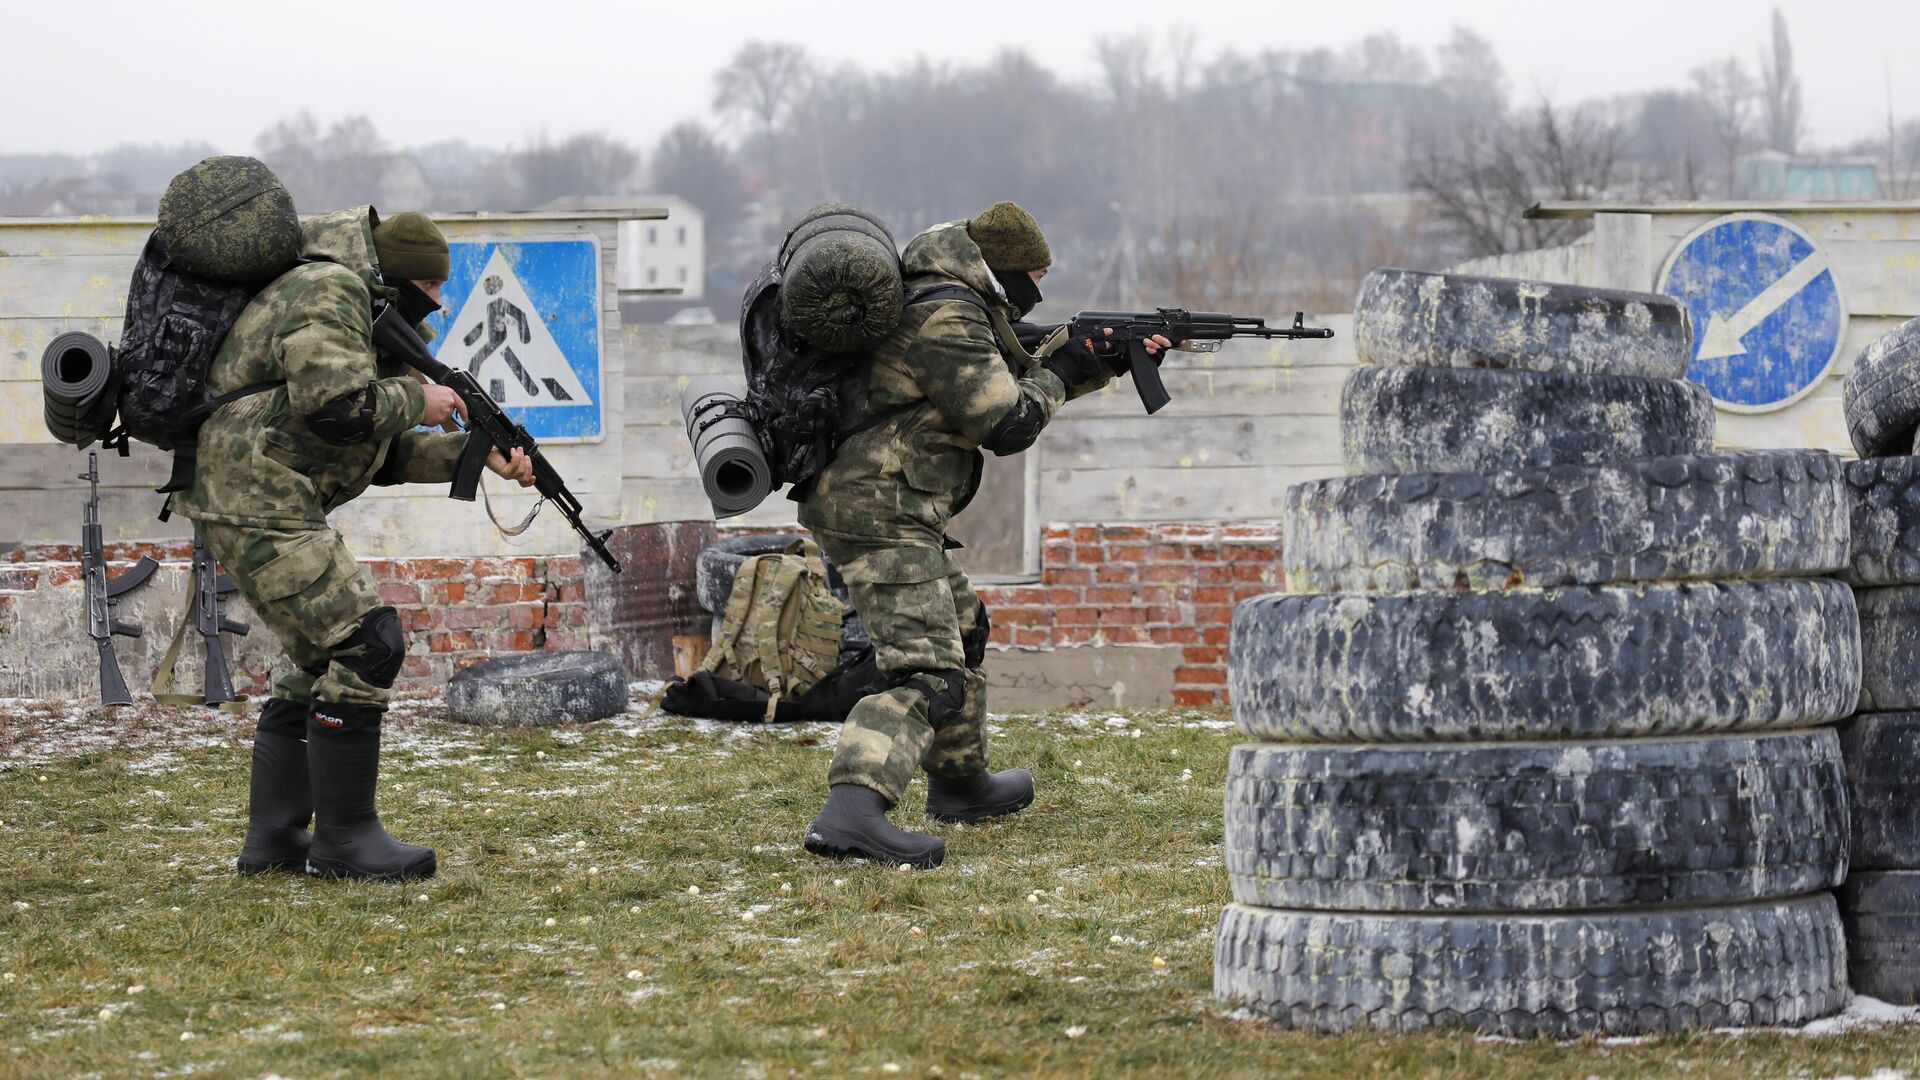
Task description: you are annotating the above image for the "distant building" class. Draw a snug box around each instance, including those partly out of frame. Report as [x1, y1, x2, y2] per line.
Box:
[1737, 151, 1881, 200]
[539, 194, 705, 302]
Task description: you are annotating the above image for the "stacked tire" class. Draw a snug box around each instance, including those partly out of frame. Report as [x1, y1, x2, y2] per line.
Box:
[1838, 319, 1920, 1004]
[1214, 268, 1858, 1038]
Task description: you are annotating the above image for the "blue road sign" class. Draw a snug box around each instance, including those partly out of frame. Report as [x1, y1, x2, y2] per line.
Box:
[423, 237, 603, 441]
[1657, 212, 1847, 413]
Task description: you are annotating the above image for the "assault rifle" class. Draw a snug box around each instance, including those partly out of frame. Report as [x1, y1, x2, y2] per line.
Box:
[78, 452, 158, 705]
[152, 529, 250, 709]
[191, 534, 249, 704]
[1064, 309, 1336, 414]
[370, 302, 622, 573]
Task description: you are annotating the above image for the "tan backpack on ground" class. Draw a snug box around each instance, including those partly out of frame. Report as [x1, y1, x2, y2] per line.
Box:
[700, 539, 846, 721]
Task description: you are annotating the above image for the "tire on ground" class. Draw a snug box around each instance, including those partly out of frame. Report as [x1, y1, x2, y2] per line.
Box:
[1284, 450, 1848, 593]
[1842, 456, 1920, 586]
[1840, 872, 1920, 1006]
[1214, 894, 1849, 1037]
[1858, 588, 1920, 712]
[1230, 581, 1860, 741]
[1351, 267, 1693, 378]
[1843, 316, 1920, 458]
[696, 534, 808, 614]
[1341, 366, 1714, 475]
[1840, 713, 1920, 870]
[1223, 731, 1848, 913]
[446, 651, 630, 726]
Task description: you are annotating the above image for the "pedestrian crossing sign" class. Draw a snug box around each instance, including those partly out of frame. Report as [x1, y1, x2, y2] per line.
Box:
[423, 237, 603, 441]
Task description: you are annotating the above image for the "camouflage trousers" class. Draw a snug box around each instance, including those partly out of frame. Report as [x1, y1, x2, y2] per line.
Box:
[196, 522, 391, 709]
[810, 527, 990, 804]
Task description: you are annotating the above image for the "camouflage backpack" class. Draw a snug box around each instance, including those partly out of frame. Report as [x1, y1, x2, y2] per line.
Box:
[105, 156, 303, 496]
[700, 540, 847, 721]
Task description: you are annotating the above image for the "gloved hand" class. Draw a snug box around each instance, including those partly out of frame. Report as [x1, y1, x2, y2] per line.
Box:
[1043, 332, 1113, 387]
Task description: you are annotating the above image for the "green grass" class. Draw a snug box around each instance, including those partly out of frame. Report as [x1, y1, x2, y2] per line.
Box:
[4, 693, 1920, 1079]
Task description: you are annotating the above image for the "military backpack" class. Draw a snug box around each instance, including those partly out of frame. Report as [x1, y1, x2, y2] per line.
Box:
[103, 156, 303, 496]
[697, 539, 849, 721]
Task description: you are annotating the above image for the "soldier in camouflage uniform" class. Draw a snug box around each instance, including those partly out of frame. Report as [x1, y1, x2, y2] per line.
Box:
[175, 207, 535, 882]
[801, 201, 1172, 868]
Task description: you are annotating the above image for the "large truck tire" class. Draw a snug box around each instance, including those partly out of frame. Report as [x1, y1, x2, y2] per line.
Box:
[1857, 587, 1920, 712]
[1223, 731, 1848, 913]
[1283, 451, 1848, 593]
[1840, 713, 1920, 870]
[1840, 872, 1920, 1006]
[1843, 316, 1920, 459]
[1214, 894, 1849, 1037]
[1842, 456, 1920, 587]
[1230, 581, 1859, 742]
[1340, 366, 1714, 475]
[1352, 268, 1693, 379]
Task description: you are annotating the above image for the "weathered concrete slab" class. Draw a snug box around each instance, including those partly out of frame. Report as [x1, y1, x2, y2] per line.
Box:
[982, 645, 1178, 713]
[0, 563, 277, 702]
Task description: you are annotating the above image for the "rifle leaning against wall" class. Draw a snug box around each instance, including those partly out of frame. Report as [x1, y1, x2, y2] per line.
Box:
[369, 301, 622, 573]
[152, 528, 249, 710]
[1063, 309, 1336, 414]
[79, 451, 159, 706]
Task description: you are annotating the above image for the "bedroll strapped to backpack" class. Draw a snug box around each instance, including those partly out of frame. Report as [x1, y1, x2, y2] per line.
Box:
[733, 204, 913, 500]
[102, 156, 301, 497]
[696, 539, 849, 721]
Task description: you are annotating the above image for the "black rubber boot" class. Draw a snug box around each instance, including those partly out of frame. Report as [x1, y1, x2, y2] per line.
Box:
[236, 698, 313, 876]
[306, 705, 436, 882]
[927, 768, 1035, 825]
[803, 784, 945, 869]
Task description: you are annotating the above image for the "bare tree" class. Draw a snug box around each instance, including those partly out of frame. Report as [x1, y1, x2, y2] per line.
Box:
[505, 133, 641, 208]
[712, 41, 813, 201]
[1409, 100, 1623, 258]
[1690, 58, 1758, 194]
[650, 121, 745, 229]
[1758, 8, 1806, 156]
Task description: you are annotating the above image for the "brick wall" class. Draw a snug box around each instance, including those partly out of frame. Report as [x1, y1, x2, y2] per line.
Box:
[5, 522, 1284, 704]
[974, 523, 1283, 707]
[4, 541, 586, 693]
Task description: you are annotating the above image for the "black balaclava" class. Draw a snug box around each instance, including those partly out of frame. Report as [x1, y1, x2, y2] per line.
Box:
[994, 268, 1042, 320]
[393, 278, 443, 326]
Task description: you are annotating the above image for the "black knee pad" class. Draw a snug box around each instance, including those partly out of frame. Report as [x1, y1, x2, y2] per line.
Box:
[963, 607, 991, 669]
[333, 606, 406, 689]
[896, 668, 967, 730]
[310, 701, 384, 734]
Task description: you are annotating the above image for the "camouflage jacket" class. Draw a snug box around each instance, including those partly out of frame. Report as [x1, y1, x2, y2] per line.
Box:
[174, 206, 466, 530]
[798, 222, 1102, 548]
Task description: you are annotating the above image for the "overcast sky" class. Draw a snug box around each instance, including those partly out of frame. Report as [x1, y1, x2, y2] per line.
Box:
[5, 0, 1917, 156]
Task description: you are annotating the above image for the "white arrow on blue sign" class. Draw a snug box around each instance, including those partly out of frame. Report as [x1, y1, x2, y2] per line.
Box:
[1656, 212, 1848, 414]
[422, 237, 604, 442]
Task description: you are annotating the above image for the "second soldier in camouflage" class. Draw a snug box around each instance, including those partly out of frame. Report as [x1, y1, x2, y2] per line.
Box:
[801, 201, 1171, 868]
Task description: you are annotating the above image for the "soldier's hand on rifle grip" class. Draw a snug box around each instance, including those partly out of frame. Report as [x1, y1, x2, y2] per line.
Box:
[487, 447, 536, 487]
[421, 385, 467, 427]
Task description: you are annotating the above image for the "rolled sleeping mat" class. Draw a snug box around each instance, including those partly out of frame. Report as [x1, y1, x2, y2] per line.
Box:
[41, 331, 118, 446]
[681, 376, 772, 519]
[777, 203, 904, 354]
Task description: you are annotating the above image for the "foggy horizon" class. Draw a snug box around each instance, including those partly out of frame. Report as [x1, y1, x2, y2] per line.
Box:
[4, 0, 1918, 158]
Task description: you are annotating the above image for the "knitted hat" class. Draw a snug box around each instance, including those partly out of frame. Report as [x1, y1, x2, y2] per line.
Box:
[967, 201, 1050, 272]
[373, 212, 449, 281]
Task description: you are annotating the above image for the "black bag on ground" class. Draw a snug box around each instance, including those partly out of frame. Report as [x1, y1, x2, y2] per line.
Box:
[661, 645, 887, 723]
